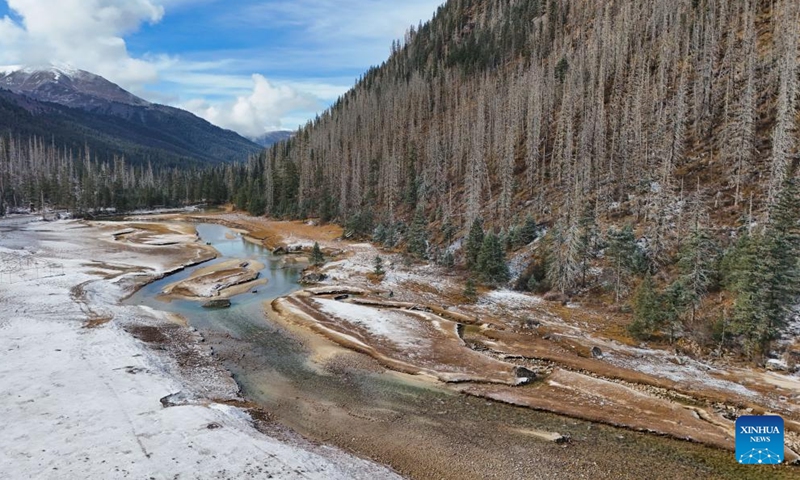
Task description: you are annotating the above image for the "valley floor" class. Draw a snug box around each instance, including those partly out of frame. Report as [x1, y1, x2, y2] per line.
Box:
[2, 212, 799, 479]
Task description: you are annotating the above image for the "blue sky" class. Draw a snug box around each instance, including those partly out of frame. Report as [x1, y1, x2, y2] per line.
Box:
[0, 0, 442, 136]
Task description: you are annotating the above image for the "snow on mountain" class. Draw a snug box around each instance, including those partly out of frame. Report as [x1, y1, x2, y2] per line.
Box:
[0, 64, 150, 109]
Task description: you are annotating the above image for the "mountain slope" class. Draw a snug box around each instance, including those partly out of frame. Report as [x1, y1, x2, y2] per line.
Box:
[236, 0, 800, 354]
[259, 0, 797, 236]
[0, 67, 261, 166]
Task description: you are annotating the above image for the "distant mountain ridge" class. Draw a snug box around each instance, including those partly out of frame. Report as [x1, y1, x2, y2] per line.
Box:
[0, 65, 262, 166]
[251, 130, 294, 147]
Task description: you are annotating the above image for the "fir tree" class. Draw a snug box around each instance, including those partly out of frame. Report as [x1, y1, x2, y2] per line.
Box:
[464, 277, 478, 303]
[546, 220, 581, 294]
[477, 232, 510, 284]
[607, 225, 645, 302]
[577, 205, 597, 286]
[441, 250, 455, 268]
[629, 274, 665, 340]
[441, 218, 457, 246]
[673, 212, 718, 323]
[465, 217, 485, 270]
[729, 178, 800, 356]
[519, 215, 538, 245]
[407, 207, 428, 259]
[374, 255, 386, 276]
[310, 242, 325, 266]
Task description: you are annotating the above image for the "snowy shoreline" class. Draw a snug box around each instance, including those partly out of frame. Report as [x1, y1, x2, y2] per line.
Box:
[0, 217, 401, 479]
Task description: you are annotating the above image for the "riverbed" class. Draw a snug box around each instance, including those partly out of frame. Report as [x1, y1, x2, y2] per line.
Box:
[123, 222, 784, 479]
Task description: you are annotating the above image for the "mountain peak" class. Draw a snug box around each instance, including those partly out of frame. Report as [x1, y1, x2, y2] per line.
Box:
[0, 65, 150, 109]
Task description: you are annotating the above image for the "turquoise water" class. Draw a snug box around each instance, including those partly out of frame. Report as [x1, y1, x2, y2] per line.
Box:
[127, 223, 302, 316]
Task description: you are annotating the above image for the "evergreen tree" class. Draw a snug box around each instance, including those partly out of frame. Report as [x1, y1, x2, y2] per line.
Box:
[465, 217, 485, 270]
[373, 223, 388, 244]
[577, 205, 597, 286]
[311, 242, 325, 266]
[464, 277, 478, 303]
[374, 255, 386, 276]
[440, 250, 455, 268]
[247, 180, 266, 217]
[477, 232, 510, 284]
[441, 218, 457, 246]
[407, 207, 428, 258]
[629, 274, 665, 340]
[546, 220, 581, 294]
[519, 215, 538, 245]
[673, 213, 719, 323]
[729, 179, 800, 356]
[607, 225, 645, 302]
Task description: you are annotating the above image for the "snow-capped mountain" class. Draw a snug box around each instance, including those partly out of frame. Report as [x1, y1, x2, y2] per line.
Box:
[0, 65, 262, 166]
[0, 65, 150, 110]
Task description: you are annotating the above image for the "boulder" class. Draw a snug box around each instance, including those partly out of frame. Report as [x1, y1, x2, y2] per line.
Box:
[160, 391, 192, 408]
[591, 346, 604, 359]
[766, 358, 789, 372]
[514, 366, 537, 383]
[202, 299, 231, 309]
[300, 271, 328, 285]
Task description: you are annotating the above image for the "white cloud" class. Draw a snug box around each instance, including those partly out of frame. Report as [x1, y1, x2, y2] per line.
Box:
[181, 74, 321, 137]
[0, 0, 164, 87]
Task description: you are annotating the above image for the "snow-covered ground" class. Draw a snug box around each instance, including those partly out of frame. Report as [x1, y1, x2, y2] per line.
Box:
[314, 298, 426, 349]
[0, 218, 401, 479]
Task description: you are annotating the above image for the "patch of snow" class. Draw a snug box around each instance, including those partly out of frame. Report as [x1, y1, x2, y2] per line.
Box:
[607, 347, 758, 399]
[313, 298, 426, 349]
[0, 64, 22, 74]
[484, 289, 542, 308]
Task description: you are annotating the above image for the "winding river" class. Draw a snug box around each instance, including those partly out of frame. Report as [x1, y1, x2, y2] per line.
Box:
[125, 223, 774, 479]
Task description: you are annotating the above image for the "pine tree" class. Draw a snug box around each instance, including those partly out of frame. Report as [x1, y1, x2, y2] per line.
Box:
[311, 242, 325, 266]
[464, 277, 478, 303]
[519, 215, 538, 245]
[577, 205, 597, 286]
[607, 225, 645, 302]
[729, 179, 800, 356]
[441, 218, 457, 246]
[673, 211, 718, 323]
[477, 232, 510, 284]
[440, 250, 455, 268]
[629, 274, 665, 340]
[465, 217, 485, 270]
[407, 207, 428, 259]
[374, 255, 386, 276]
[546, 220, 581, 294]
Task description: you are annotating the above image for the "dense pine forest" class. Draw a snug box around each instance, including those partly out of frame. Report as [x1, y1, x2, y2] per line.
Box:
[3, 0, 799, 358]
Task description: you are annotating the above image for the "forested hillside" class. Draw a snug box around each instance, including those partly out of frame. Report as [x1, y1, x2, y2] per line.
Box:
[235, 0, 800, 356]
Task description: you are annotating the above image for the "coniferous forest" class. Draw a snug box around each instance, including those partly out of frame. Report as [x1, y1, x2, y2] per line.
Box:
[3, 0, 800, 358]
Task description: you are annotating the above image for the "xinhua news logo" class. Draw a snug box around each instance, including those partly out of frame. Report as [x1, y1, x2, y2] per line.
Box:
[736, 415, 784, 465]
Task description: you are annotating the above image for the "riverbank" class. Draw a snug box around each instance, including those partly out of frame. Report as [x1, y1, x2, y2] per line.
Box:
[0, 216, 401, 479]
